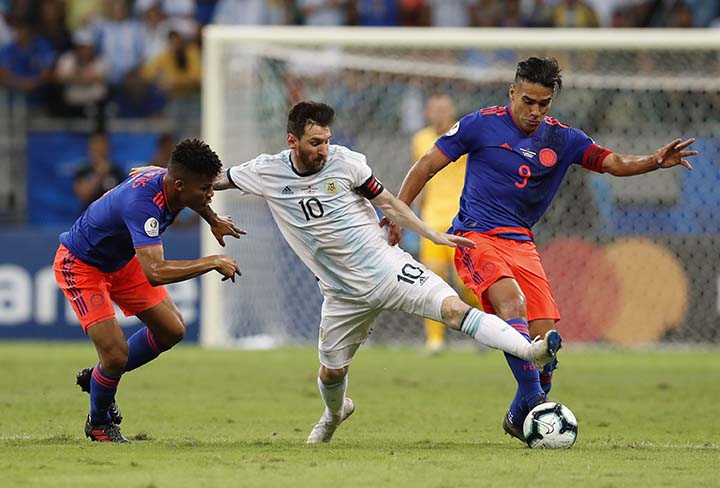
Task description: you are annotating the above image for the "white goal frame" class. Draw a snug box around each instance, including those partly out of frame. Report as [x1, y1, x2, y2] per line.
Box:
[200, 27, 720, 347]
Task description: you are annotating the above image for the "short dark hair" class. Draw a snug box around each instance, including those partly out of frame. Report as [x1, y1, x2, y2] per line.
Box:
[287, 101, 335, 138]
[170, 138, 222, 179]
[514, 57, 562, 93]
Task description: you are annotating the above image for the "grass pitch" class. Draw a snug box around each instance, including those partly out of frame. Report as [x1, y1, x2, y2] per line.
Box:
[0, 342, 718, 488]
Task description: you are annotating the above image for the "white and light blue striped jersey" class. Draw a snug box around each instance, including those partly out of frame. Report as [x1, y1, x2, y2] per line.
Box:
[227, 145, 401, 298]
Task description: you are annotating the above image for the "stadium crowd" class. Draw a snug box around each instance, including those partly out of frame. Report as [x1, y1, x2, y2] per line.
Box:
[0, 0, 717, 124]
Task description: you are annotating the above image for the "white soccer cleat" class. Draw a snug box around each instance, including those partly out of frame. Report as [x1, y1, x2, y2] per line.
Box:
[306, 397, 355, 444]
[529, 330, 563, 369]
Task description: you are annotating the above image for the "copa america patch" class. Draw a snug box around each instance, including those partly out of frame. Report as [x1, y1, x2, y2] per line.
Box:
[445, 121, 460, 136]
[144, 217, 160, 237]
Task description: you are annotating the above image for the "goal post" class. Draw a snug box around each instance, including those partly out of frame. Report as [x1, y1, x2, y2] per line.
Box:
[201, 27, 720, 348]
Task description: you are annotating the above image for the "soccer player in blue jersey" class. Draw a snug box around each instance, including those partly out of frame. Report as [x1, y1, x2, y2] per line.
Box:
[391, 56, 697, 442]
[53, 139, 243, 443]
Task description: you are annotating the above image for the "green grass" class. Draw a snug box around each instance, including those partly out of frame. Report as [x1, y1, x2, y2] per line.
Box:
[0, 343, 718, 488]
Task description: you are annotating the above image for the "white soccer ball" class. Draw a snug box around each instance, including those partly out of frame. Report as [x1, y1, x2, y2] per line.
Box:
[522, 402, 578, 449]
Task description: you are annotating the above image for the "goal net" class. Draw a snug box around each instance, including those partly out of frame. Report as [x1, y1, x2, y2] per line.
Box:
[201, 27, 720, 348]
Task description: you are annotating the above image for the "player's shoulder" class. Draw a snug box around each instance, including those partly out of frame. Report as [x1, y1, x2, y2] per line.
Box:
[329, 144, 367, 166]
[478, 105, 509, 119]
[119, 169, 167, 209]
[543, 115, 573, 129]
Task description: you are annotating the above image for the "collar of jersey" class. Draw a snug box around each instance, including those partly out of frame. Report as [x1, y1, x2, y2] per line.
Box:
[506, 104, 542, 137]
[289, 153, 320, 177]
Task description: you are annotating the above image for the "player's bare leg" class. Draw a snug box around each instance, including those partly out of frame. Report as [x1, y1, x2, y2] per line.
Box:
[84, 319, 129, 442]
[307, 365, 355, 444]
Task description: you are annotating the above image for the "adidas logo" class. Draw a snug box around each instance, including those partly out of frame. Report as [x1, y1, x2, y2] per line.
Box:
[281, 186, 293, 194]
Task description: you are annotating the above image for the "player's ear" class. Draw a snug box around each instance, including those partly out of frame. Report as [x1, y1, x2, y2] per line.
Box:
[287, 132, 297, 149]
[509, 83, 515, 100]
[174, 179, 185, 192]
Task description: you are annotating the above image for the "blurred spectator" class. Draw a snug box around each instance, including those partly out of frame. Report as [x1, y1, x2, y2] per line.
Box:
[420, 0, 482, 27]
[142, 30, 201, 138]
[500, 0, 531, 27]
[668, 2, 695, 28]
[111, 66, 166, 118]
[92, 0, 144, 87]
[0, 10, 12, 45]
[135, 0, 195, 19]
[73, 131, 125, 211]
[0, 19, 55, 107]
[684, 0, 720, 27]
[53, 28, 108, 119]
[399, 0, 424, 26]
[151, 132, 175, 166]
[351, 0, 400, 26]
[38, 0, 72, 54]
[212, 0, 290, 25]
[296, 0, 351, 26]
[65, 0, 103, 32]
[139, 1, 171, 62]
[549, 0, 600, 27]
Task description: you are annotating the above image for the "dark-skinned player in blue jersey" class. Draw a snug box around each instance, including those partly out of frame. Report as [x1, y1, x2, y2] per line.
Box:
[387, 56, 697, 442]
[53, 139, 243, 442]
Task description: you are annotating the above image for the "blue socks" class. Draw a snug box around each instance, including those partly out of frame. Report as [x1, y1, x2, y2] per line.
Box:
[504, 318, 545, 426]
[124, 327, 169, 373]
[89, 328, 170, 424]
[540, 358, 558, 395]
[89, 365, 120, 424]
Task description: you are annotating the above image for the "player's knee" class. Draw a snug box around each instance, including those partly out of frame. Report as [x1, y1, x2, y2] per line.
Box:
[100, 344, 129, 375]
[320, 366, 348, 384]
[493, 295, 526, 321]
[440, 296, 469, 330]
[165, 317, 186, 347]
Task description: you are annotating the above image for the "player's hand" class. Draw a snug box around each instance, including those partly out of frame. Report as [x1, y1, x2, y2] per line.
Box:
[211, 214, 246, 247]
[379, 217, 403, 246]
[216, 256, 241, 283]
[655, 138, 697, 171]
[129, 165, 164, 177]
[430, 232, 476, 249]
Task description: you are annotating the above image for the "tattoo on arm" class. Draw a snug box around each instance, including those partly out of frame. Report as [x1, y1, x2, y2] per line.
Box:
[213, 171, 234, 191]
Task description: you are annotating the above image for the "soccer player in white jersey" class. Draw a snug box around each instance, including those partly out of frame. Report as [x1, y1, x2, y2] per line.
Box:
[210, 101, 563, 444]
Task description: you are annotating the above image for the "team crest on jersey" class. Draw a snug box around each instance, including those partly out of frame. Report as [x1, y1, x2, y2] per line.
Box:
[144, 217, 160, 237]
[325, 180, 337, 195]
[519, 147, 537, 159]
[445, 121, 460, 137]
[539, 148, 558, 167]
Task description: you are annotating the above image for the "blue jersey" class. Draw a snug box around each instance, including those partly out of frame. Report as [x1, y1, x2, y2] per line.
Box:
[59, 169, 180, 272]
[435, 105, 610, 241]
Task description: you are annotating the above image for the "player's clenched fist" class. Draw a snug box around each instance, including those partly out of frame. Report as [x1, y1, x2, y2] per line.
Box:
[216, 256, 241, 282]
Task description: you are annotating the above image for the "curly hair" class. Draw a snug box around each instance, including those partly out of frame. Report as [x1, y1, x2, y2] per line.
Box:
[515, 57, 563, 93]
[169, 138, 222, 178]
[287, 101, 335, 138]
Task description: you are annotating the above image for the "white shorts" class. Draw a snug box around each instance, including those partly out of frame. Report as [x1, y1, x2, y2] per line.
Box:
[317, 252, 458, 369]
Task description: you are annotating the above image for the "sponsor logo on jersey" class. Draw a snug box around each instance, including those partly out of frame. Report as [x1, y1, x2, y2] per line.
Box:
[325, 180, 337, 195]
[305, 185, 318, 195]
[281, 186, 293, 194]
[445, 121, 460, 137]
[519, 147, 537, 159]
[539, 148, 558, 167]
[144, 217, 160, 237]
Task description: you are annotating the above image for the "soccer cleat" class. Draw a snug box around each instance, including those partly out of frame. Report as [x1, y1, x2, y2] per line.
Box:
[502, 411, 526, 442]
[528, 330, 563, 369]
[76, 367, 123, 425]
[422, 339, 445, 356]
[84, 416, 129, 443]
[306, 397, 355, 444]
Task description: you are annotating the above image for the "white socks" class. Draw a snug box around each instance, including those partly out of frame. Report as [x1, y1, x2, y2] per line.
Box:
[318, 375, 348, 420]
[460, 308, 529, 359]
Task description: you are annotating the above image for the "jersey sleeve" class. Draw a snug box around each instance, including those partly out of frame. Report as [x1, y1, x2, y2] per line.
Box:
[226, 156, 266, 196]
[566, 127, 612, 173]
[434, 111, 482, 162]
[123, 196, 164, 248]
[344, 147, 385, 200]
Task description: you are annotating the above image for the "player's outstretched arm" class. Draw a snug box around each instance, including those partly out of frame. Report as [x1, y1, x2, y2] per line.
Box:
[602, 138, 697, 176]
[135, 244, 241, 285]
[372, 189, 475, 249]
[381, 146, 453, 245]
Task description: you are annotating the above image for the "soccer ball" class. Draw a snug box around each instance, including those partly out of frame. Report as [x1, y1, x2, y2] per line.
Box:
[522, 402, 578, 449]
